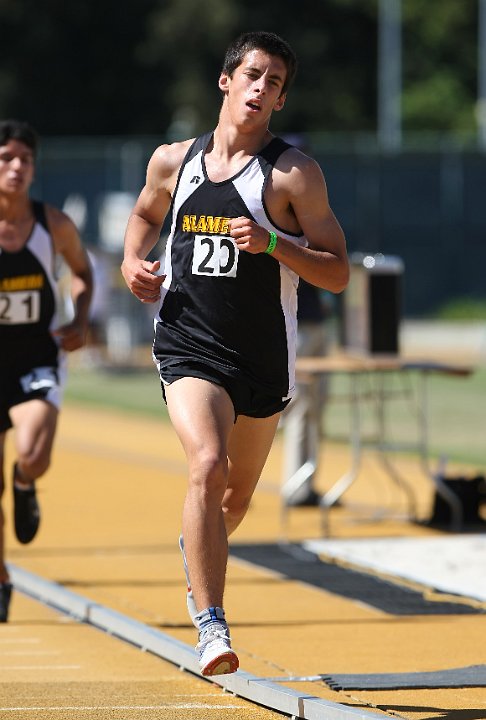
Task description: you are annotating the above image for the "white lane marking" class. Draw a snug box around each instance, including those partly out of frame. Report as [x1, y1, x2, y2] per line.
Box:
[0, 651, 59, 656]
[0, 664, 81, 670]
[0, 704, 248, 712]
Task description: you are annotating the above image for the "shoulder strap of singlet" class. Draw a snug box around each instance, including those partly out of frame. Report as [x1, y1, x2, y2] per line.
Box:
[258, 137, 292, 167]
[184, 132, 213, 164]
[169, 132, 212, 213]
[31, 200, 58, 277]
[182, 133, 290, 174]
[32, 200, 49, 232]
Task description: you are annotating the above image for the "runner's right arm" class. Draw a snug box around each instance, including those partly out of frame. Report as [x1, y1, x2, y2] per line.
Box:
[121, 141, 189, 303]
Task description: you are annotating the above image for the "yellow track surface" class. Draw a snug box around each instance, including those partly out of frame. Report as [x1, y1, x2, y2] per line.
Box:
[2, 403, 485, 719]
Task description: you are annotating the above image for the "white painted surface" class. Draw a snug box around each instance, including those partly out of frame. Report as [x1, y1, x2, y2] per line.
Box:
[305, 534, 486, 602]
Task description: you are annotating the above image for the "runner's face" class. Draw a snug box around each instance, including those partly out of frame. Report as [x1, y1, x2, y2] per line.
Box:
[0, 140, 35, 196]
[219, 49, 287, 127]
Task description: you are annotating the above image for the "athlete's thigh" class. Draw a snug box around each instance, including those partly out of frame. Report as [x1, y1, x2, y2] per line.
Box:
[226, 412, 280, 497]
[164, 377, 235, 464]
[9, 400, 59, 458]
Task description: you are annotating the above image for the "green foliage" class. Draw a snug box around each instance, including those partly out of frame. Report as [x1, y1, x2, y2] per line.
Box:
[402, 0, 478, 132]
[433, 298, 486, 321]
[0, 0, 480, 136]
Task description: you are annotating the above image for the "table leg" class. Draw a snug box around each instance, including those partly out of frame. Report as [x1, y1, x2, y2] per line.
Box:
[319, 373, 363, 535]
[374, 372, 418, 520]
[417, 371, 463, 530]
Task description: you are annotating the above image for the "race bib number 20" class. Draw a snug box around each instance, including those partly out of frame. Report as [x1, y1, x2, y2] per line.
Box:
[192, 234, 239, 278]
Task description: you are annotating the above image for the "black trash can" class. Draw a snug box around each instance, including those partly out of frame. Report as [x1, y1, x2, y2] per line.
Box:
[341, 253, 404, 355]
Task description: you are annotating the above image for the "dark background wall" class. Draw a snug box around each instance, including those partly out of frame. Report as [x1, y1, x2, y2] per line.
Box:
[320, 147, 486, 316]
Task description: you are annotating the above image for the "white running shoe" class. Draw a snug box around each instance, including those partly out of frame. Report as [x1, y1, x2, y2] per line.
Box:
[178, 535, 198, 627]
[197, 621, 239, 676]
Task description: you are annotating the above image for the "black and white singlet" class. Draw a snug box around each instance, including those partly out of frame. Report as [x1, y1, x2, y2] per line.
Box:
[153, 133, 307, 403]
[0, 201, 66, 417]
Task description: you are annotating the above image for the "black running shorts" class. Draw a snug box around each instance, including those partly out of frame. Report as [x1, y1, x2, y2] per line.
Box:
[158, 361, 291, 419]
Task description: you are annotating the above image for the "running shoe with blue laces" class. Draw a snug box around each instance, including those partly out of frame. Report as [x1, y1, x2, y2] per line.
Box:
[196, 607, 239, 676]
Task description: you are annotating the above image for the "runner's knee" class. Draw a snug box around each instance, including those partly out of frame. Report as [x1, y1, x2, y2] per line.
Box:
[222, 491, 252, 527]
[16, 450, 51, 481]
[189, 451, 229, 498]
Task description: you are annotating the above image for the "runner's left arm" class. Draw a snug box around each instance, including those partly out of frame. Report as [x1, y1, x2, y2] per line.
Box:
[48, 205, 93, 351]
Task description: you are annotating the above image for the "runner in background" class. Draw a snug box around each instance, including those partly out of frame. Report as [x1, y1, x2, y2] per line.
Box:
[0, 119, 93, 622]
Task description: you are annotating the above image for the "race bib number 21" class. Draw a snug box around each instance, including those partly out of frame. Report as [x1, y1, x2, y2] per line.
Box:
[0, 291, 41, 324]
[192, 234, 239, 278]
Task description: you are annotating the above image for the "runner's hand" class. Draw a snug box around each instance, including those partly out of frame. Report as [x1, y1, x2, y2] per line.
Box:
[230, 217, 272, 254]
[53, 319, 89, 352]
[121, 259, 165, 303]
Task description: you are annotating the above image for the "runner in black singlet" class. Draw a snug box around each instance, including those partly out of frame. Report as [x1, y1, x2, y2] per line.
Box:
[121, 31, 349, 676]
[153, 131, 302, 417]
[0, 120, 93, 622]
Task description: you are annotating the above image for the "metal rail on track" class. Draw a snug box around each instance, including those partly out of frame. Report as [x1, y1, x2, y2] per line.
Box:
[9, 564, 387, 720]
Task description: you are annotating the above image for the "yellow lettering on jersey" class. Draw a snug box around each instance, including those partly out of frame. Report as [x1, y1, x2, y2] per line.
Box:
[181, 215, 231, 235]
[182, 215, 196, 232]
[195, 216, 207, 233]
[205, 216, 219, 233]
[0, 274, 44, 292]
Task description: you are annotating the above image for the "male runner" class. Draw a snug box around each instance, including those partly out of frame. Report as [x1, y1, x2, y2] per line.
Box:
[0, 119, 93, 621]
[121, 31, 349, 675]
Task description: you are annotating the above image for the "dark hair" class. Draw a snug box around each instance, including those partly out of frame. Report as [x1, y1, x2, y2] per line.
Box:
[0, 119, 39, 155]
[222, 31, 297, 95]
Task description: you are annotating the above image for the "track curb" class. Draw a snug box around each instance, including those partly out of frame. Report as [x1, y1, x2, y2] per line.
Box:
[9, 563, 388, 720]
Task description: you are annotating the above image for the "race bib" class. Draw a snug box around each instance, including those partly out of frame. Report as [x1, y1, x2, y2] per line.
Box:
[0, 291, 41, 324]
[192, 234, 239, 278]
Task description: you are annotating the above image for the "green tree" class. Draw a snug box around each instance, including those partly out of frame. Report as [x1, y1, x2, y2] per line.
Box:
[0, 0, 160, 134]
[402, 0, 478, 133]
[0, 0, 480, 138]
[140, 0, 378, 135]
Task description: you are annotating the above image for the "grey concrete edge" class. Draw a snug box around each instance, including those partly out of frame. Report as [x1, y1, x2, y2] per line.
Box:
[8, 564, 388, 720]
